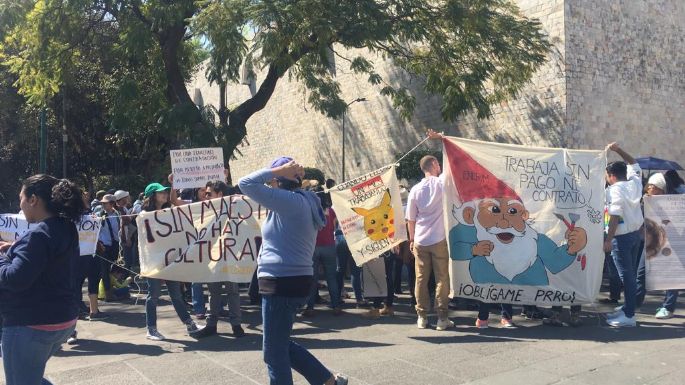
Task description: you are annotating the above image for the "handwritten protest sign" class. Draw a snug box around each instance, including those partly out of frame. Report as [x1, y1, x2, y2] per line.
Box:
[330, 165, 407, 266]
[644, 195, 685, 290]
[137, 196, 266, 283]
[443, 137, 606, 305]
[0, 214, 102, 256]
[170, 147, 225, 189]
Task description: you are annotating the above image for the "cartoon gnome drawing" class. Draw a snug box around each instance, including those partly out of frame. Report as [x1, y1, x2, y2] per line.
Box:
[445, 140, 587, 286]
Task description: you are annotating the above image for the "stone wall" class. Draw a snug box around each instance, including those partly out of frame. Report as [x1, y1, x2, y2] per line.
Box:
[188, 0, 684, 182]
[565, 0, 685, 164]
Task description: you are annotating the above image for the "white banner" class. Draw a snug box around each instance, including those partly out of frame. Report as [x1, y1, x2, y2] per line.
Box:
[644, 195, 685, 291]
[170, 147, 225, 189]
[0, 214, 102, 256]
[136, 196, 265, 283]
[330, 165, 408, 266]
[443, 137, 606, 306]
[362, 257, 388, 298]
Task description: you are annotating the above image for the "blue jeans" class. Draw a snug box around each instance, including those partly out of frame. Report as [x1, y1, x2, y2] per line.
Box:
[262, 295, 331, 385]
[478, 303, 514, 321]
[611, 230, 642, 318]
[663, 290, 679, 312]
[604, 251, 622, 300]
[191, 282, 206, 315]
[307, 246, 340, 309]
[636, 247, 646, 308]
[146, 278, 191, 328]
[336, 240, 362, 301]
[2, 324, 75, 385]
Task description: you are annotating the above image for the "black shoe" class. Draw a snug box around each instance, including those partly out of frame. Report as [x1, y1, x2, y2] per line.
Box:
[232, 325, 246, 338]
[190, 324, 217, 339]
[599, 298, 619, 304]
[88, 311, 109, 321]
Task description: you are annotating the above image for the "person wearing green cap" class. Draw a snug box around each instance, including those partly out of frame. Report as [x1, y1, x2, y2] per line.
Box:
[140, 182, 201, 341]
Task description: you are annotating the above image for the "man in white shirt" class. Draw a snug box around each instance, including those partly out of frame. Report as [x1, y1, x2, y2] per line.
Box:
[604, 142, 643, 327]
[406, 149, 453, 331]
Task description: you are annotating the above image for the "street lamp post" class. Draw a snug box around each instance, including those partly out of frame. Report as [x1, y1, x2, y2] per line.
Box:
[341, 97, 367, 181]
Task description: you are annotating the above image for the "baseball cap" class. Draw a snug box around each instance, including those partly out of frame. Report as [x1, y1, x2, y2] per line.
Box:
[144, 183, 170, 198]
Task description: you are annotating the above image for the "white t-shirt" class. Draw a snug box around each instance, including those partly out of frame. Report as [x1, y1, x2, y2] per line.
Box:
[605, 163, 644, 235]
[405, 175, 445, 246]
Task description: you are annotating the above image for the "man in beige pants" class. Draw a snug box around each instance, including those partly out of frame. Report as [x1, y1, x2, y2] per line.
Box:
[406, 147, 453, 330]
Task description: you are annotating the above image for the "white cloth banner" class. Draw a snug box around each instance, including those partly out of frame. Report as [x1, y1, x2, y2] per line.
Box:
[0, 214, 102, 256]
[330, 165, 408, 266]
[443, 137, 606, 305]
[137, 196, 265, 283]
[170, 147, 225, 189]
[644, 195, 685, 291]
[362, 257, 388, 298]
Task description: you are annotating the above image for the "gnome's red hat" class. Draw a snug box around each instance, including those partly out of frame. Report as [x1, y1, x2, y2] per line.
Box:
[443, 138, 521, 203]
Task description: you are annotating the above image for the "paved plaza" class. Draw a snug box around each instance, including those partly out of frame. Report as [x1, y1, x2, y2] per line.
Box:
[4, 288, 684, 385]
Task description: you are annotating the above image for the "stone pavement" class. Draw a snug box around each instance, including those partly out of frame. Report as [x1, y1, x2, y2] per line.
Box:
[2, 289, 684, 385]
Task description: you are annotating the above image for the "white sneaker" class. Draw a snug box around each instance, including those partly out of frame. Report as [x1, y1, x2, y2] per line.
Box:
[655, 307, 674, 319]
[436, 318, 454, 331]
[606, 308, 624, 319]
[146, 328, 166, 341]
[66, 331, 78, 345]
[607, 313, 636, 327]
[417, 316, 428, 329]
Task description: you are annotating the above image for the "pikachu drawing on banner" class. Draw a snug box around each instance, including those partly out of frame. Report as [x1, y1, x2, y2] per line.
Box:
[330, 165, 407, 266]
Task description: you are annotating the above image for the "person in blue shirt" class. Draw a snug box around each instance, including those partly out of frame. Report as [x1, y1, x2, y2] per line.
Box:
[0, 174, 85, 385]
[239, 157, 347, 385]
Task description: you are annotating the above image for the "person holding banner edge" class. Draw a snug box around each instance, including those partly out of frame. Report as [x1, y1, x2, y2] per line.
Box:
[141, 182, 202, 341]
[239, 157, 347, 385]
[604, 143, 644, 327]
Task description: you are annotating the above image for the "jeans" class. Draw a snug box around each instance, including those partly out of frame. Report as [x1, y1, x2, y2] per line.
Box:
[191, 283, 206, 315]
[262, 295, 331, 385]
[414, 240, 450, 318]
[372, 255, 395, 308]
[611, 230, 642, 318]
[207, 282, 242, 327]
[604, 251, 622, 300]
[335, 240, 362, 301]
[307, 246, 340, 309]
[478, 303, 514, 320]
[636, 247, 646, 308]
[146, 278, 192, 328]
[2, 325, 75, 385]
[663, 291, 679, 312]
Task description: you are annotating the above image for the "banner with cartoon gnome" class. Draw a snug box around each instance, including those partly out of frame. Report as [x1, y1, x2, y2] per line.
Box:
[443, 137, 606, 306]
[330, 165, 408, 267]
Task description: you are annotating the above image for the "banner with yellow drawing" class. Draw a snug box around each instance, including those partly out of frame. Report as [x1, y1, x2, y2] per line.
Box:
[330, 165, 408, 266]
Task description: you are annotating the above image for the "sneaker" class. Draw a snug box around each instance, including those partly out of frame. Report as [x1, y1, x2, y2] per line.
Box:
[186, 320, 200, 333]
[606, 308, 624, 319]
[542, 312, 563, 327]
[362, 308, 381, 320]
[500, 318, 516, 329]
[66, 331, 78, 345]
[417, 316, 428, 329]
[334, 374, 348, 385]
[88, 311, 109, 321]
[475, 319, 489, 329]
[356, 300, 370, 308]
[436, 318, 454, 331]
[379, 305, 394, 316]
[146, 328, 165, 341]
[301, 309, 316, 317]
[607, 313, 636, 327]
[190, 324, 217, 339]
[232, 324, 246, 338]
[655, 308, 674, 319]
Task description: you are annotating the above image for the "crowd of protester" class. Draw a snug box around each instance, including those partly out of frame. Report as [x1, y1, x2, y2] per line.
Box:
[1, 133, 683, 385]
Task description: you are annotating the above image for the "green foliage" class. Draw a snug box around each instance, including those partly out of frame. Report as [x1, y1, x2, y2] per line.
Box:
[396, 150, 443, 184]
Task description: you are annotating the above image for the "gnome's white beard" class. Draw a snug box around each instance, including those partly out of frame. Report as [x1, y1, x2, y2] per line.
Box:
[474, 219, 539, 282]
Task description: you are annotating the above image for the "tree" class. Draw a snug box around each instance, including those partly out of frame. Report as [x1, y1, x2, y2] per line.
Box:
[2, 0, 550, 170]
